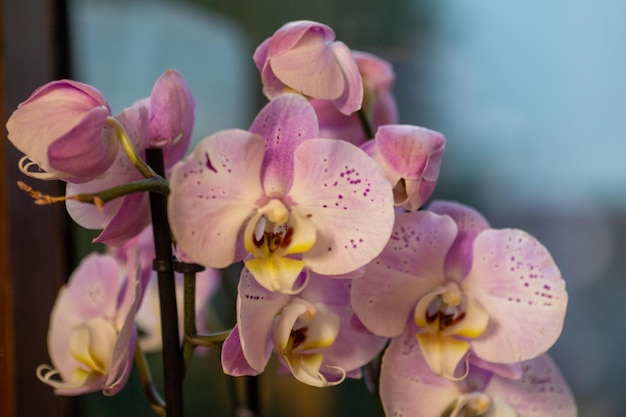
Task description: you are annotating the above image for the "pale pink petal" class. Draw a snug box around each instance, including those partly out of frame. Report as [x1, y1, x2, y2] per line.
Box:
[104, 270, 142, 395]
[380, 325, 463, 417]
[168, 129, 266, 268]
[65, 105, 148, 234]
[468, 356, 524, 380]
[47, 107, 118, 181]
[463, 229, 568, 364]
[249, 94, 318, 196]
[46, 254, 123, 392]
[310, 99, 367, 145]
[428, 200, 490, 281]
[329, 41, 364, 115]
[299, 274, 388, 374]
[94, 193, 150, 247]
[288, 139, 395, 275]
[237, 267, 290, 372]
[270, 31, 345, 100]
[266, 21, 335, 57]
[351, 211, 457, 337]
[221, 326, 262, 377]
[352, 50, 395, 91]
[372, 125, 446, 211]
[486, 355, 577, 417]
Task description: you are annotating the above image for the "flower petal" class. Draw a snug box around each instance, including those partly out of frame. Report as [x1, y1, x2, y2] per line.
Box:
[270, 27, 344, 100]
[351, 211, 457, 337]
[380, 326, 463, 417]
[221, 325, 262, 377]
[93, 192, 150, 247]
[463, 229, 568, 364]
[288, 138, 394, 275]
[416, 333, 470, 379]
[237, 268, 290, 372]
[244, 256, 306, 294]
[249, 94, 318, 196]
[168, 129, 266, 268]
[370, 125, 446, 211]
[486, 355, 577, 417]
[428, 200, 491, 281]
[329, 41, 364, 115]
[47, 107, 118, 181]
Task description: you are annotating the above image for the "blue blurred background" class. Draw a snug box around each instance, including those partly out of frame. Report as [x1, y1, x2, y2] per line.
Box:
[68, 0, 626, 415]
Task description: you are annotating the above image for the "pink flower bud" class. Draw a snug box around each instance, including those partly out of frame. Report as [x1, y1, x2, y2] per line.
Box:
[254, 20, 363, 115]
[6, 80, 117, 183]
[145, 69, 195, 166]
[7, 80, 118, 182]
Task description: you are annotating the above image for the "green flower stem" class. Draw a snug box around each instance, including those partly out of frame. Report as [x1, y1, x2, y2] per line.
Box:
[357, 107, 375, 140]
[106, 116, 155, 179]
[69, 176, 169, 207]
[182, 270, 197, 370]
[185, 330, 231, 347]
[134, 346, 166, 417]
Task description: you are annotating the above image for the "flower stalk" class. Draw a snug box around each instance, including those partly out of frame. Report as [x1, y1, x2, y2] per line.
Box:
[146, 148, 184, 417]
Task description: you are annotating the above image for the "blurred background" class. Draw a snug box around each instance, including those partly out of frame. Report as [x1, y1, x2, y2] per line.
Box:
[3, 0, 625, 416]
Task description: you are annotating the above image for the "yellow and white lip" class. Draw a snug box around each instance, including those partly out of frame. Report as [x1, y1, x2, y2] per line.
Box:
[244, 198, 316, 294]
[273, 299, 345, 387]
[413, 281, 489, 379]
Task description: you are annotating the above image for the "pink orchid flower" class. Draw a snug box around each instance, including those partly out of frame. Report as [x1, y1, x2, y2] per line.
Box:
[221, 267, 387, 387]
[254, 20, 363, 115]
[36, 252, 142, 396]
[361, 124, 446, 211]
[351, 201, 568, 379]
[311, 50, 399, 145]
[380, 324, 577, 417]
[168, 93, 395, 294]
[65, 70, 195, 246]
[6, 79, 118, 183]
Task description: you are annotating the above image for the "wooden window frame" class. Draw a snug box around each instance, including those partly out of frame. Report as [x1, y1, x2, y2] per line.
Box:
[1, 0, 74, 416]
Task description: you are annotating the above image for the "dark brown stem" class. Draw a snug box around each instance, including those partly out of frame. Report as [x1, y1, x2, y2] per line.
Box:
[146, 148, 184, 417]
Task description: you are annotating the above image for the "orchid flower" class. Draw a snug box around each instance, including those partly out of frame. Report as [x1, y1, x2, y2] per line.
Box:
[254, 20, 363, 115]
[168, 93, 394, 294]
[112, 225, 220, 352]
[351, 201, 568, 379]
[380, 324, 577, 417]
[311, 50, 399, 145]
[221, 267, 387, 387]
[65, 70, 195, 246]
[361, 124, 445, 211]
[6, 79, 118, 183]
[36, 252, 142, 396]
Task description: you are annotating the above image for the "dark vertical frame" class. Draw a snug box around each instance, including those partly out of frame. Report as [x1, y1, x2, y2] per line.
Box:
[1, 0, 73, 416]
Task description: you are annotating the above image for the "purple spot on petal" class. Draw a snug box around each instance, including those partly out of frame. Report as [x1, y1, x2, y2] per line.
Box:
[205, 152, 217, 173]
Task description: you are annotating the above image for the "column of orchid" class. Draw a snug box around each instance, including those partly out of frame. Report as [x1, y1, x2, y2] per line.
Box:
[6, 19, 577, 417]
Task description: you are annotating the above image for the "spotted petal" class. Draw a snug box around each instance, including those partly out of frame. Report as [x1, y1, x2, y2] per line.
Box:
[351, 211, 457, 337]
[288, 138, 394, 275]
[485, 355, 577, 417]
[168, 129, 266, 268]
[463, 229, 568, 364]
